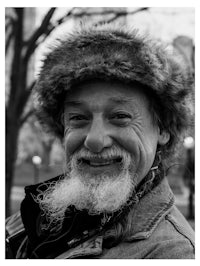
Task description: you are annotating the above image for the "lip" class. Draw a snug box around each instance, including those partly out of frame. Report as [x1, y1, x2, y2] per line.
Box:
[79, 157, 122, 168]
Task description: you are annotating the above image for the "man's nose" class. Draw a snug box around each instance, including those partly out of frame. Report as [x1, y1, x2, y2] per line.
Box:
[84, 117, 113, 153]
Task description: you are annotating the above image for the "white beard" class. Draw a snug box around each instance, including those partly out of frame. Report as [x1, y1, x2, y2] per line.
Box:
[36, 146, 138, 229]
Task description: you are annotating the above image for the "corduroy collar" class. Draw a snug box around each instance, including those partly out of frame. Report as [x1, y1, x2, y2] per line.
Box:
[128, 177, 174, 240]
[103, 177, 174, 244]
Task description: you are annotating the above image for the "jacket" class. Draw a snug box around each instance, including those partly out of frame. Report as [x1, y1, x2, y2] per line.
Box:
[6, 177, 195, 259]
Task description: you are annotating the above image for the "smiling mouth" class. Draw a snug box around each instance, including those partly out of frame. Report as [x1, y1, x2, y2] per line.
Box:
[79, 157, 122, 167]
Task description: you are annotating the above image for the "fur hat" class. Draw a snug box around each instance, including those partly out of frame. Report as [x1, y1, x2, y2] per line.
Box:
[34, 24, 193, 156]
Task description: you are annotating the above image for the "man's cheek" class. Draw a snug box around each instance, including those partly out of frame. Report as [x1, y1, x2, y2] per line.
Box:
[112, 128, 139, 154]
[64, 131, 85, 157]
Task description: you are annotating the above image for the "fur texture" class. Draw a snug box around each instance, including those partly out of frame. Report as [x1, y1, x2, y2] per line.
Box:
[34, 24, 193, 156]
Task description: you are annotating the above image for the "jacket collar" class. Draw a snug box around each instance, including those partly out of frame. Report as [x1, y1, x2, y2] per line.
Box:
[128, 177, 174, 239]
[104, 177, 174, 242]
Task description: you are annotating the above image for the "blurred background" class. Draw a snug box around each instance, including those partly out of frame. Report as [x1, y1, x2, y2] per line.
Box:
[5, 7, 195, 229]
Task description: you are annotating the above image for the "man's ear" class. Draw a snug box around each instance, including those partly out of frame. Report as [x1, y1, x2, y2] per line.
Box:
[158, 129, 170, 146]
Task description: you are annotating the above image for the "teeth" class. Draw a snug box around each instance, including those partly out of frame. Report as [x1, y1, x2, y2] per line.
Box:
[80, 157, 122, 167]
[89, 160, 114, 166]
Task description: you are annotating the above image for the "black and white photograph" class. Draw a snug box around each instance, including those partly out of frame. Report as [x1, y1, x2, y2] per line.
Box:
[5, 4, 195, 259]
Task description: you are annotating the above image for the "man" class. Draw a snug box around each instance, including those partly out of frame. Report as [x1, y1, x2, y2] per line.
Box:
[6, 24, 194, 259]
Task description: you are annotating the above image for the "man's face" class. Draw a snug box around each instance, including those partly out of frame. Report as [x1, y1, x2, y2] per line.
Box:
[64, 80, 161, 183]
[38, 80, 169, 225]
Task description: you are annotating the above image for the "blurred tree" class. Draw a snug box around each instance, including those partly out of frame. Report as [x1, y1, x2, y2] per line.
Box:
[17, 115, 55, 168]
[6, 8, 59, 217]
[183, 142, 195, 220]
[173, 36, 195, 220]
[27, 116, 55, 170]
[5, 7, 148, 216]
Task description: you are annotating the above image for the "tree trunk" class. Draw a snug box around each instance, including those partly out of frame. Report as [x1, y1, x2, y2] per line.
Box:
[6, 115, 20, 217]
[5, 9, 24, 217]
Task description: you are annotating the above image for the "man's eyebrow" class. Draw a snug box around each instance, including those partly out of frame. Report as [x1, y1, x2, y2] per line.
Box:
[65, 100, 84, 107]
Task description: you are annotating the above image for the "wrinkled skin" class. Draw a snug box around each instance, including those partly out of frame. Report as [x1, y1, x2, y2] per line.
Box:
[63, 80, 169, 185]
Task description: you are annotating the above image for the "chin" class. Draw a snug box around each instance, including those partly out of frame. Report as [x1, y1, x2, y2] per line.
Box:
[68, 166, 136, 214]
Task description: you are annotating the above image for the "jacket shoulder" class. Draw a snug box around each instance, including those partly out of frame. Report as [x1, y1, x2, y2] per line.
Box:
[6, 211, 27, 258]
[143, 206, 195, 259]
[101, 206, 195, 259]
[6, 211, 25, 236]
[165, 205, 195, 248]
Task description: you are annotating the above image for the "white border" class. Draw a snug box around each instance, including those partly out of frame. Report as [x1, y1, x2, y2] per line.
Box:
[2, 1, 199, 265]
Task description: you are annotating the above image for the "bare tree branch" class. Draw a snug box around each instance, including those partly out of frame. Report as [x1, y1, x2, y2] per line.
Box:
[5, 14, 13, 20]
[20, 109, 35, 126]
[35, 7, 77, 46]
[5, 28, 14, 54]
[5, 9, 16, 54]
[24, 8, 56, 62]
[5, 11, 16, 22]
[28, 80, 36, 91]
[95, 7, 149, 24]
[16, 80, 36, 119]
[5, 17, 15, 34]
[73, 7, 149, 18]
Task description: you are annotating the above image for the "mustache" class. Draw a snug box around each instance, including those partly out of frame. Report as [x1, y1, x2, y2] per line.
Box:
[69, 145, 132, 168]
[72, 145, 130, 160]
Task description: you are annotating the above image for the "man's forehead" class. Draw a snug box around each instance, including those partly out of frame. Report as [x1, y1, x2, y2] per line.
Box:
[65, 96, 134, 107]
[64, 80, 149, 108]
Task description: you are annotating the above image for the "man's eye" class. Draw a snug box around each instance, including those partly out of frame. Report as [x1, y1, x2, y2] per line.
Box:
[69, 115, 87, 121]
[115, 114, 131, 119]
[110, 113, 132, 125]
[68, 114, 89, 128]
[111, 113, 132, 120]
